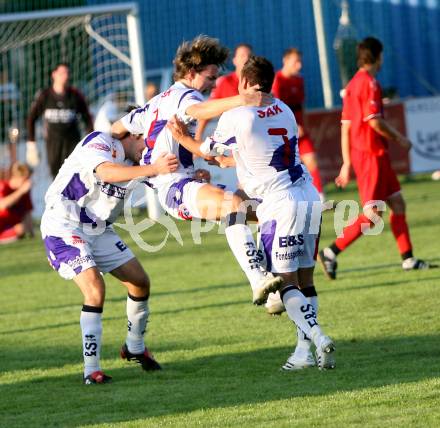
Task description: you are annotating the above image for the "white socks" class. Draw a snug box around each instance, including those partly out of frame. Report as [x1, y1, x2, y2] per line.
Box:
[225, 223, 264, 290]
[80, 295, 149, 377]
[323, 247, 336, 260]
[126, 294, 149, 355]
[80, 306, 103, 377]
[281, 285, 324, 349]
[295, 287, 319, 356]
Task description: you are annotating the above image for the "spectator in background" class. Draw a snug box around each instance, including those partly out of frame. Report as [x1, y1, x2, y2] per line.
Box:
[145, 82, 159, 101]
[26, 63, 93, 177]
[195, 43, 253, 140]
[272, 48, 325, 201]
[0, 162, 33, 243]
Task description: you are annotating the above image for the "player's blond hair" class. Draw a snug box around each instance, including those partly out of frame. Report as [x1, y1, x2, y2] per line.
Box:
[173, 35, 229, 81]
[11, 162, 32, 178]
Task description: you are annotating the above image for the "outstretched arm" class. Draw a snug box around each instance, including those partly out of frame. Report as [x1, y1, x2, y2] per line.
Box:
[186, 85, 273, 120]
[95, 153, 178, 183]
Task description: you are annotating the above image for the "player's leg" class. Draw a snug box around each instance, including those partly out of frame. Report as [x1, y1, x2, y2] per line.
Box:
[279, 271, 335, 371]
[234, 187, 259, 223]
[110, 258, 161, 370]
[42, 229, 111, 384]
[92, 227, 161, 370]
[387, 191, 430, 270]
[194, 183, 282, 304]
[282, 267, 318, 369]
[318, 152, 377, 279]
[73, 267, 112, 384]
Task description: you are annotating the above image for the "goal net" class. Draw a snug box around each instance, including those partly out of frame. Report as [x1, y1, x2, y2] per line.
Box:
[0, 3, 145, 216]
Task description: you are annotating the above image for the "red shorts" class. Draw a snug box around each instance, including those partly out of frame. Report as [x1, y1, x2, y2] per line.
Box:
[0, 224, 18, 243]
[351, 149, 401, 206]
[298, 135, 315, 156]
[0, 213, 21, 232]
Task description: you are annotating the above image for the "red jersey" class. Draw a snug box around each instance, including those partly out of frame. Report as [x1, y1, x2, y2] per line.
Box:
[210, 72, 239, 99]
[341, 69, 387, 155]
[0, 180, 32, 224]
[272, 71, 305, 126]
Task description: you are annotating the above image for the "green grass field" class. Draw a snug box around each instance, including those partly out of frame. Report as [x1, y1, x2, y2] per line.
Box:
[1, 176, 440, 427]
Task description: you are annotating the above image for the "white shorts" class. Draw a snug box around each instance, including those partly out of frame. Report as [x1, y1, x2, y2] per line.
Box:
[256, 181, 322, 273]
[157, 178, 206, 221]
[41, 221, 134, 280]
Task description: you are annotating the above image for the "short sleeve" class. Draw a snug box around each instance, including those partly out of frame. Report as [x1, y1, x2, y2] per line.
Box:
[341, 90, 351, 123]
[175, 90, 204, 124]
[80, 132, 115, 171]
[200, 111, 237, 155]
[120, 104, 150, 135]
[362, 78, 382, 122]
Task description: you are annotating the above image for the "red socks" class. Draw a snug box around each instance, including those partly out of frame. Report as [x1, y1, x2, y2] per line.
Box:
[334, 214, 373, 251]
[390, 213, 413, 255]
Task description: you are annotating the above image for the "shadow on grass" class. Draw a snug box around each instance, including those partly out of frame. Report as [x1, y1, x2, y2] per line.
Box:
[0, 281, 246, 317]
[1, 335, 440, 427]
[318, 274, 440, 294]
[0, 298, 249, 338]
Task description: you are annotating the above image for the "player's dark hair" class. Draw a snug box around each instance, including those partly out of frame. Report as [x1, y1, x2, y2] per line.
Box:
[233, 43, 253, 57]
[51, 62, 70, 73]
[125, 104, 140, 113]
[357, 37, 383, 66]
[241, 55, 275, 93]
[283, 47, 302, 58]
[173, 35, 229, 81]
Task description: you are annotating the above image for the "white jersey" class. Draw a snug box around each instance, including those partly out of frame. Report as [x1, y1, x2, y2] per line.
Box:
[120, 82, 204, 190]
[202, 99, 309, 199]
[43, 131, 135, 231]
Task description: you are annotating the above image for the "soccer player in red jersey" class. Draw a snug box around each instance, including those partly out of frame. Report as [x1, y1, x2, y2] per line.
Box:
[0, 163, 33, 243]
[272, 48, 325, 201]
[318, 37, 430, 279]
[195, 43, 252, 139]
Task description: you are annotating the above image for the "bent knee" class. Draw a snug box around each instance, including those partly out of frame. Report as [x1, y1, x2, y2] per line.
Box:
[85, 284, 105, 307]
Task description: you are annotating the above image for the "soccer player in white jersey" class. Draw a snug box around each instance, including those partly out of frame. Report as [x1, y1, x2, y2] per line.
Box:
[112, 36, 282, 305]
[167, 56, 336, 371]
[41, 129, 178, 384]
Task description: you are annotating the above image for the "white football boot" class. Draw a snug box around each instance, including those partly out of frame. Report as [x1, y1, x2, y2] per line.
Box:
[313, 333, 336, 370]
[281, 348, 316, 371]
[252, 272, 283, 305]
[265, 291, 286, 315]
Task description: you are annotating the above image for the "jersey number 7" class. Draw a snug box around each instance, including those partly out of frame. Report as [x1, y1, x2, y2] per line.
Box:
[268, 127, 297, 170]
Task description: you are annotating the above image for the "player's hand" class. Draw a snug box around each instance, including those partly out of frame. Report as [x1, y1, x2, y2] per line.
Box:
[241, 84, 273, 107]
[152, 152, 179, 175]
[298, 125, 305, 139]
[335, 163, 351, 188]
[213, 155, 235, 168]
[396, 135, 412, 151]
[167, 115, 188, 142]
[26, 141, 40, 167]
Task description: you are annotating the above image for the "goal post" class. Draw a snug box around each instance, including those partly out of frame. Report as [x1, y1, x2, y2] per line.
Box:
[0, 3, 147, 216]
